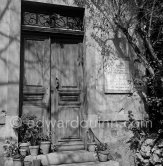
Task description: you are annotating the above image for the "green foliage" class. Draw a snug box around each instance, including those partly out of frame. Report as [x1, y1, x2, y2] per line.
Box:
[3, 138, 23, 159]
[145, 71, 163, 128]
[127, 111, 163, 166]
[126, 111, 147, 151]
[38, 132, 51, 142]
[17, 114, 42, 146]
[95, 143, 108, 152]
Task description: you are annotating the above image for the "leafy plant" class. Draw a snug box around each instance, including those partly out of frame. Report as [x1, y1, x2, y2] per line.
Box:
[95, 143, 108, 152]
[38, 133, 51, 142]
[3, 137, 23, 159]
[16, 114, 42, 146]
[126, 111, 147, 151]
[126, 111, 163, 166]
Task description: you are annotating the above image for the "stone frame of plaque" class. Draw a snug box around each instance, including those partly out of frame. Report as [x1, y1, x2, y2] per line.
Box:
[103, 57, 133, 94]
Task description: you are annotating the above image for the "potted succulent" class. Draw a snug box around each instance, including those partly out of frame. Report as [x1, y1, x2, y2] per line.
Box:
[3, 138, 24, 166]
[95, 143, 109, 162]
[39, 133, 51, 154]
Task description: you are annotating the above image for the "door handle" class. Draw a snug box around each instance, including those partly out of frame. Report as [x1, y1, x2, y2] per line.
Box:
[56, 77, 59, 90]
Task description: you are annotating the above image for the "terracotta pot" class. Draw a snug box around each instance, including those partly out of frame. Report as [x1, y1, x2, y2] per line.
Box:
[98, 151, 108, 162]
[4, 157, 13, 166]
[19, 142, 30, 153]
[88, 144, 96, 152]
[29, 145, 39, 156]
[13, 158, 23, 166]
[24, 161, 32, 166]
[33, 159, 41, 166]
[20, 149, 27, 157]
[40, 141, 51, 154]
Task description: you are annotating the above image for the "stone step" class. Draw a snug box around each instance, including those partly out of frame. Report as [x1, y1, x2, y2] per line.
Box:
[59, 138, 82, 142]
[56, 138, 85, 151]
[55, 160, 119, 166]
[24, 150, 98, 165]
[57, 140, 83, 145]
[56, 144, 85, 151]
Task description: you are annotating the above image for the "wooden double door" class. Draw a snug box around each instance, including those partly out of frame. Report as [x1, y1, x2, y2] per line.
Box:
[22, 34, 83, 141]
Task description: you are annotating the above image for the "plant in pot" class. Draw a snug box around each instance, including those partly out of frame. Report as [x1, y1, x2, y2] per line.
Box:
[3, 138, 24, 166]
[16, 114, 41, 156]
[39, 133, 51, 154]
[27, 126, 40, 156]
[15, 114, 38, 153]
[95, 143, 109, 162]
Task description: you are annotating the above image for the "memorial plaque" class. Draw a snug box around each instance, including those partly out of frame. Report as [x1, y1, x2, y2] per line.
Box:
[104, 56, 132, 93]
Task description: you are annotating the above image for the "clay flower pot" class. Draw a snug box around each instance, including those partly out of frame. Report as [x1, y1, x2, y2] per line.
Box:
[29, 145, 39, 156]
[88, 143, 96, 152]
[40, 141, 51, 154]
[33, 159, 41, 166]
[24, 161, 32, 166]
[98, 151, 108, 162]
[19, 142, 30, 153]
[20, 149, 27, 157]
[4, 157, 13, 166]
[13, 158, 23, 166]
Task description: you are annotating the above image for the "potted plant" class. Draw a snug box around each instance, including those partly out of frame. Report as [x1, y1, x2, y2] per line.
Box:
[16, 114, 35, 153]
[95, 143, 109, 162]
[88, 143, 96, 152]
[16, 114, 41, 156]
[28, 126, 40, 156]
[19, 148, 27, 157]
[13, 154, 24, 166]
[24, 160, 32, 166]
[3, 138, 24, 166]
[39, 133, 51, 154]
[3, 138, 14, 166]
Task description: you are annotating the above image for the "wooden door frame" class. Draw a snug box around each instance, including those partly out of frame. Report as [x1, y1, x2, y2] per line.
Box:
[20, 30, 84, 141]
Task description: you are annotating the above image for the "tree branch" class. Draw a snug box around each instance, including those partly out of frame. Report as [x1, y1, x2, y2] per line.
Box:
[148, 0, 157, 38]
[114, 20, 155, 75]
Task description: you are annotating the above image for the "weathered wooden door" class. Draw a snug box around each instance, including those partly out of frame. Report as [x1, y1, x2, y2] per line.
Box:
[51, 39, 83, 141]
[22, 35, 83, 141]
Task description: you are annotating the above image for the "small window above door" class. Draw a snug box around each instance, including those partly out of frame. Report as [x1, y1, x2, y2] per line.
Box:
[22, 1, 84, 32]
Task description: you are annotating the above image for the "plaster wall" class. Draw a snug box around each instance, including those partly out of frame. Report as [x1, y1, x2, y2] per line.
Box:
[0, 0, 21, 165]
[0, 0, 147, 165]
[83, 2, 147, 142]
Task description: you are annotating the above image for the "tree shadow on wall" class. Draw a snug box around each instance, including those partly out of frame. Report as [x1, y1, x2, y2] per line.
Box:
[74, 0, 148, 117]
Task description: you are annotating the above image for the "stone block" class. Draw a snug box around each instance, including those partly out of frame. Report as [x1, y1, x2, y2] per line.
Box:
[24, 151, 98, 165]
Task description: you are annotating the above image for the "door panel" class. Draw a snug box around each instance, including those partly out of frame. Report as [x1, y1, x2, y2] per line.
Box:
[58, 107, 80, 138]
[51, 40, 83, 140]
[24, 38, 50, 87]
[22, 37, 50, 133]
